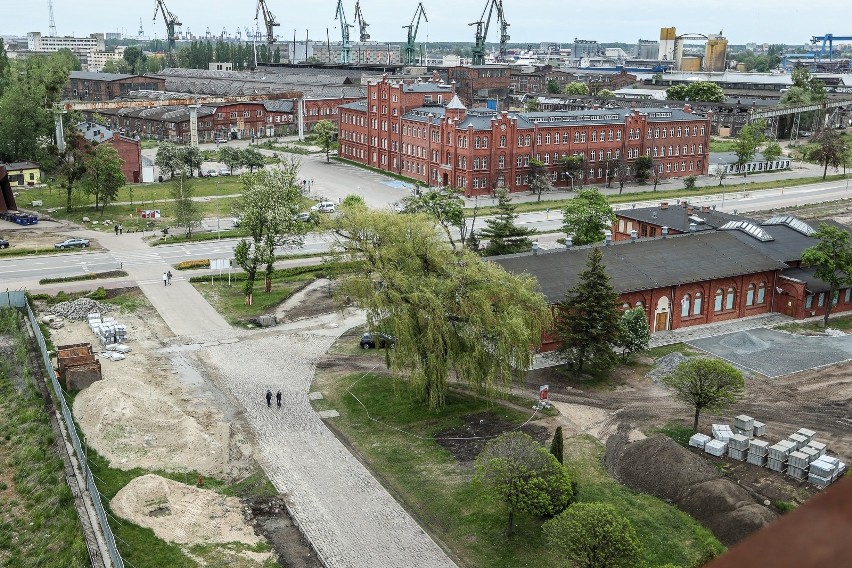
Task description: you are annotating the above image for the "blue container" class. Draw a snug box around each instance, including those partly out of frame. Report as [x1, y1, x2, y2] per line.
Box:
[486, 99, 498, 110]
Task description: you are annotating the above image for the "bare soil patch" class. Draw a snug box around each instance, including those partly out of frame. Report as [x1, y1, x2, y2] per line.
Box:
[246, 496, 323, 568]
[0, 223, 104, 250]
[434, 412, 550, 464]
[275, 278, 343, 322]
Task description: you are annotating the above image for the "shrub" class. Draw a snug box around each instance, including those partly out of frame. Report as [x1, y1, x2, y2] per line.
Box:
[683, 175, 698, 189]
[175, 259, 211, 270]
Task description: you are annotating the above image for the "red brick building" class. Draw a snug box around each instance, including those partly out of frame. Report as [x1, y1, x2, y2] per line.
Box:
[64, 72, 165, 101]
[445, 65, 511, 109]
[77, 122, 142, 183]
[338, 77, 712, 197]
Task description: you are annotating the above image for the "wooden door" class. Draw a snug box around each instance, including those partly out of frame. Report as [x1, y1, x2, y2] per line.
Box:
[784, 299, 796, 317]
[655, 311, 668, 332]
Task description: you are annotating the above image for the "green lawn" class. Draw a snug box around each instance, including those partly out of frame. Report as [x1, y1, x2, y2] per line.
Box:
[315, 370, 723, 567]
[709, 139, 740, 153]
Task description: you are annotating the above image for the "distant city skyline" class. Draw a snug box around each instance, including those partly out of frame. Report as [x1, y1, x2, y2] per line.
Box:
[4, 1, 842, 47]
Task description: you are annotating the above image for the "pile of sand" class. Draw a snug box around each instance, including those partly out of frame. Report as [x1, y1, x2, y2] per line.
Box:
[111, 474, 269, 562]
[605, 430, 777, 545]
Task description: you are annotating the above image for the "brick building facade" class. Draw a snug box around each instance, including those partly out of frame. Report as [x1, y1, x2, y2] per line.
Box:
[64, 72, 166, 101]
[445, 66, 511, 109]
[338, 77, 711, 197]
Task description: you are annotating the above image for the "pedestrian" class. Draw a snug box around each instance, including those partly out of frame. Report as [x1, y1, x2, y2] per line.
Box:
[163, 272, 168, 286]
[119, 224, 123, 235]
[276, 390, 282, 408]
[167, 270, 173, 285]
[114, 224, 119, 236]
[266, 389, 272, 407]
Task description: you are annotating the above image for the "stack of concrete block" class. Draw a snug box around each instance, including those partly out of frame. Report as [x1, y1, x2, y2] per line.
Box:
[806, 440, 826, 457]
[734, 415, 755, 438]
[787, 433, 808, 450]
[689, 433, 712, 450]
[809, 457, 839, 488]
[787, 451, 810, 480]
[728, 434, 749, 461]
[752, 420, 766, 437]
[767, 440, 796, 472]
[748, 439, 769, 466]
[705, 439, 728, 457]
[712, 424, 734, 442]
[797, 428, 816, 443]
[800, 446, 820, 464]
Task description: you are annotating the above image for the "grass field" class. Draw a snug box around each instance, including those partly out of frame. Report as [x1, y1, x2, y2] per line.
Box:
[314, 370, 723, 567]
[709, 139, 740, 153]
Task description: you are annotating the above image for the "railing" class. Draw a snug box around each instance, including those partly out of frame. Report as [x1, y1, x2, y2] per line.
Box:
[1, 291, 124, 568]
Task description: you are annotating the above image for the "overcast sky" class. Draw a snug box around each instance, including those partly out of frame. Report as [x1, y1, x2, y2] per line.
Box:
[5, 0, 835, 46]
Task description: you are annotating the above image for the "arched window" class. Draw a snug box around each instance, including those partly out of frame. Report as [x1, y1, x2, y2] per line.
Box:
[714, 289, 724, 312]
[746, 283, 756, 306]
[622, 302, 631, 310]
[757, 282, 767, 304]
[726, 287, 736, 310]
[681, 294, 691, 318]
[693, 292, 703, 315]
[635, 301, 644, 309]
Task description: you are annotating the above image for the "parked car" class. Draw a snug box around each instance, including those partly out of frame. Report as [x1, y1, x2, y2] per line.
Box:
[218, 168, 231, 176]
[297, 212, 311, 222]
[359, 332, 395, 349]
[0, 238, 9, 249]
[204, 169, 219, 177]
[54, 238, 90, 249]
[310, 201, 336, 213]
[214, 137, 228, 144]
[232, 216, 241, 228]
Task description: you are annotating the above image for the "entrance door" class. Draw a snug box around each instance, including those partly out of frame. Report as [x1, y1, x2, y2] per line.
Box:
[784, 299, 796, 317]
[443, 172, 449, 186]
[655, 312, 669, 332]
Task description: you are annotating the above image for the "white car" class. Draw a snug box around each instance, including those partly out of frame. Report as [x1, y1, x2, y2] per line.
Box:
[204, 169, 219, 177]
[310, 201, 336, 213]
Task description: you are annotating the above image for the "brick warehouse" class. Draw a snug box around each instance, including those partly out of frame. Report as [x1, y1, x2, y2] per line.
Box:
[337, 76, 712, 196]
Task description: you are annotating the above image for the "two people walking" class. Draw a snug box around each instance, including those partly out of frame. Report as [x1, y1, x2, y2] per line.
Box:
[114, 224, 123, 235]
[162, 270, 173, 286]
[266, 389, 282, 408]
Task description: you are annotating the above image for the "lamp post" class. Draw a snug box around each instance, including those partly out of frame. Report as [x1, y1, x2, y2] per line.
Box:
[216, 180, 221, 240]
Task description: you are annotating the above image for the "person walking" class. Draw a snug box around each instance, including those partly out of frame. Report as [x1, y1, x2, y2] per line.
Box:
[163, 272, 168, 286]
[266, 389, 272, 407]
[276, 390, 282, 408]
[167, 270, 173, 285]
[119, 224, 123, 235]
[114, 224, 119, 236]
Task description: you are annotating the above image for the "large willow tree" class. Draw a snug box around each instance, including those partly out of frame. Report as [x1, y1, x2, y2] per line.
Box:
[333, 210, 552, 410]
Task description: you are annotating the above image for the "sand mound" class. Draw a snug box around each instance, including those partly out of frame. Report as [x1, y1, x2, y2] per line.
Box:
[718, 331, 770, 354]
[111, 474, 266, 550]
[605, 431, 777, 545]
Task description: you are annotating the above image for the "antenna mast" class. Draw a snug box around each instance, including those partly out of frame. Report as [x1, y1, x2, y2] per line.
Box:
[48, 0, 57, 36]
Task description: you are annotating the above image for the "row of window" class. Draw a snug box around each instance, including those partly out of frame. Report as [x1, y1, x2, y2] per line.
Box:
[804, 289, 852, 309]
[651, 144, 704, 158]
[680, 283, 769, 318]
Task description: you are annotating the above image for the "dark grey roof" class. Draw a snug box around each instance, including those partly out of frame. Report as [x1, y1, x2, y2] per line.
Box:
[2, 161, 40, 170]
[781, 267, 833, 293]
[617, 205, 742, 233]
[492, 231, 784, 303]
[76, 121, 114, 143]
[725, 223, 818, 264]
[402, 83, 454, 93]
[70, 71, 136, 81]
[340, 100, 367, 110]
[519, 107, 704, 126]
[262, 99, 294, 112]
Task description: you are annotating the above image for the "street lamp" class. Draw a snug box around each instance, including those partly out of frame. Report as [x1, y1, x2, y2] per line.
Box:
[216, 180, 221, 240]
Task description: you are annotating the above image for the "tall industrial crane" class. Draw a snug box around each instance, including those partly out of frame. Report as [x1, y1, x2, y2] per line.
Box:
[152, 0, 182, 52]
[811, 34, 852, 61]
[354, 0, 370, 42]
[469, 0, 509, 65]
[256, 0, 280, 45]
[402, 2, 428, 66]
[334, 0, 353, 64]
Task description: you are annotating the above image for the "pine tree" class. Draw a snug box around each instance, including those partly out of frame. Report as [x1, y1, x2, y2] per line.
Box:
[478, 189, 536, 256]
[550, 426, 564, 464]
[554, 247, 621, 375]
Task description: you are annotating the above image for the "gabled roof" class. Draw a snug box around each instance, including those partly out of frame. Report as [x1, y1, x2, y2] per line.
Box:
[780, 267, 833, 293]
[719, 221, 775, 242]
[446, 94, 466, 110]
[725, 223, 818, 265]
[616, 205, 742, 233]
[492, 231, 784, 303]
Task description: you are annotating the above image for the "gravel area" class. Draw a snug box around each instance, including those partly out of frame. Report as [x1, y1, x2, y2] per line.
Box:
[647, 352, 689, 383]
[49, 297, 113, 319]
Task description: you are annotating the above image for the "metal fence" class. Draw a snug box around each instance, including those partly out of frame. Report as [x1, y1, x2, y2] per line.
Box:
[2, 292, 124, 568]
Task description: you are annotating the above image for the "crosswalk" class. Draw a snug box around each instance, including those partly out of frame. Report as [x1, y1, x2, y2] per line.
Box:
[112, 250, 164, 267]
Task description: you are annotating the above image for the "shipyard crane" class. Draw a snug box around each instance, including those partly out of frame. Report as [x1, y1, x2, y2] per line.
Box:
[334, 0, 354, 64]
[256, 0, 280, 45]
[811, 34, 852, 61]
[152, 0, 182, 52]
[469, 0, 509, 65]
[354, 0, 370, 42]
[402, 2, 428, 66]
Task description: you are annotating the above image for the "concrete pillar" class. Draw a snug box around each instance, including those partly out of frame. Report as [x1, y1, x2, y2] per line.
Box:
[189, 105, 200, 147]
[298, 97, 305, 141]
[54, 110, 67, 153]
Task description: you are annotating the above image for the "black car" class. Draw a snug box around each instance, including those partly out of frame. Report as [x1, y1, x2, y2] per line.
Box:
[0, 238, 9, 249]
[359, 332, 395, 349]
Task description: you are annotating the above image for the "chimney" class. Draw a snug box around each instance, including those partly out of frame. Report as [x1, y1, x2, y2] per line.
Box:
[661, 226, 669, 238]
[681, 200, 688, 208]
[604, 230, 612, 246]
[689, 222, 697, 233]
[683, 104, 693, 113]
[702, 205, 710, 213]
[532, 241, 539, 255]
[660, 202, 669, 210]
[630, 229, 637, 242]
[565, 236, 573, 249]
[687, 206, 694, 214]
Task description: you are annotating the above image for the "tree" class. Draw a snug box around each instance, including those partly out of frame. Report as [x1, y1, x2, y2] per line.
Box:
[661, 358, 745, 432]
[57, 146, 90, 212]
[219, 146, 243, 173]
[546, 79, 560, 94]
[666, 81, 725, 103]
[341, 193, 366, 210]
[634, 155, 653, 183]
[762, 140, 783, 163]
[179, 145, 203, 177]
[597, 88, 614, 97]
[564, 82, 590, 96]
[561, 188, 615, 246]
[240, 148, 265, 173]
[529, 158, 551, 202]
[650, 159, 662, 191]
[683, 175, 697, 189]
[810, 129, 849, 180]
[549, 426, 564, 464]
[618, 307, 650, 362]
[555, 248, 621, 375]
[559, 155, 586, 190]
[478, 189, 536, 256]
[613, 156, 630, 194]
[543, 503, 642, 568]
[733, 119, 766, 175]
[800, 224, 852, 326]
[0, 41, 10, 97]
[402, 186, 471, 250]
[333, 210, 551, 410]
[170, 175, 202, 237]
[313, 119, 337, 163]
[155, 142, 183, 179]
[232, 167, 307, 303]
[475, 432, 572, 534]
[524, 98, 541, 112]
[85, 143, 126, 213]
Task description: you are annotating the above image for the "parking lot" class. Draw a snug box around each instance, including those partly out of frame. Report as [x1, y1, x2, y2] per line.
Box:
[688, 328, 852, 378]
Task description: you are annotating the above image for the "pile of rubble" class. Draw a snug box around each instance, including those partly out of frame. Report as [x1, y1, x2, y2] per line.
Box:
[49, 298, 113, 320]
